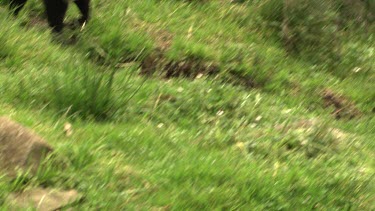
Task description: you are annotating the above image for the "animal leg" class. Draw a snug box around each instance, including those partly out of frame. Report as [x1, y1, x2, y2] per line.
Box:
[9, 0, 28, 15]
[74, 0, 90, 24]
[43, 0, 68, 32]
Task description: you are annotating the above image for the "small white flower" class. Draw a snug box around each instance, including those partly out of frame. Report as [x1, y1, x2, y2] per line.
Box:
[63, 122, 73, 137]
[217, 110, 224, 116]
[352, 67, 361, 73]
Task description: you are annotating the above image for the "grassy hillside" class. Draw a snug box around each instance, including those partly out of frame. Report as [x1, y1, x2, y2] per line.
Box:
[0, 0, 374, 209]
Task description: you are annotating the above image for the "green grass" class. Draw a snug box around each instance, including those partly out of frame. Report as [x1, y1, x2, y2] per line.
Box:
[0, 0, 374, 210]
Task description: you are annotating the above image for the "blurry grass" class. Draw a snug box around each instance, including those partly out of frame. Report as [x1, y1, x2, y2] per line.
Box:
[0, 0, 375, 210]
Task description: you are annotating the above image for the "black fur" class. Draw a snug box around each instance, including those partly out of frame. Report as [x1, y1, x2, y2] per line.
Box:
[9, 0, 90, 32]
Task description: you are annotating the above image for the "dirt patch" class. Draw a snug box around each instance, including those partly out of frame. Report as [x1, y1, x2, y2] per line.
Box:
[140, 50, 164, 76]
[321, 89, 362, 119]
[131, 17, 259, 86]
[140, 49, 261, 88]
[226, 70, 259, 88]
[140, 50, 219, 79]
[164, 60, 219, 78]
[138, 21, 221, 79]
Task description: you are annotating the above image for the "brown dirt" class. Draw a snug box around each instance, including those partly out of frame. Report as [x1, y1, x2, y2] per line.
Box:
[321, 89, 362, 119]
[140, 50, 219, 79]
[226, 70, 258, 88]
[138, 19, 221, 79]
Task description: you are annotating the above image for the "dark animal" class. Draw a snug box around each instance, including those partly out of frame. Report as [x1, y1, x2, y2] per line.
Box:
[9, 0, 90, 33]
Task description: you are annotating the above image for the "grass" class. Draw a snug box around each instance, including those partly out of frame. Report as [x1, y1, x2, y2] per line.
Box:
[0, 0, 374, 210]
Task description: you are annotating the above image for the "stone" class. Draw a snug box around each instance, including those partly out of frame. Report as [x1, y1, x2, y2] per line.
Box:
[0, 116, 53, 177]
[6, 188, 82, 210]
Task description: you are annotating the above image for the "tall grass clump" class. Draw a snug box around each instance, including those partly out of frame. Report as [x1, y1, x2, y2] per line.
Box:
[49, 66, 146, 121]
[49, 67, 117, 120]
[80, 7, 154, 66]
[255, 0, 374, 73]
[256, 0, 373, 70]
[1, 66, 121, 120]
[0, 11, 147, 121]
[257, 0, 340, 65]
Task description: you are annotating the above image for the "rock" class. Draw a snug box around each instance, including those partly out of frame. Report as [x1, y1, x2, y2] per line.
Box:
[0, 116, 53, 177]
[6, 188, 82, 210]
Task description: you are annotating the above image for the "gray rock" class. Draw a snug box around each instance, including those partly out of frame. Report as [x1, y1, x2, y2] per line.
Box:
[0, 116, 53, 177]
[6, 188, 82, 210]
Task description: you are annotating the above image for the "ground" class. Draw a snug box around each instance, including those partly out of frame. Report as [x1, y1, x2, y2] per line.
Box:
[0, 0, 374, 210]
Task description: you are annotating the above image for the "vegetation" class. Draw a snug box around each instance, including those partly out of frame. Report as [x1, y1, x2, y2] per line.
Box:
[0, 0, 374, 209]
